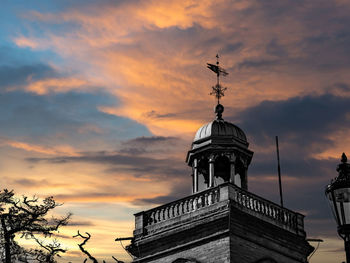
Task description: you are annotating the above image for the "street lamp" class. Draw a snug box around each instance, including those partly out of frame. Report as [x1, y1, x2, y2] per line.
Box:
[325, 153, 350, 263]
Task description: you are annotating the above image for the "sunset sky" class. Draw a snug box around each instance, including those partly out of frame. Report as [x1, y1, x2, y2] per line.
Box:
[1, 0, 350, 262]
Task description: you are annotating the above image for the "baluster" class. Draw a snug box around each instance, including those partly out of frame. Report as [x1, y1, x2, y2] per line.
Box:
[237, 192, 242, 205]
[175, 203, 179, 216]
[215, 189, 220, 202]
[205, 192, 209, 206]
[162, 208, 166, 221]
[281, 210, 285, 222]
[267, 205, 272, 217]
[150, 211, 155, 224]
[179, 202, 183, 215]
[199, 195, 204, 208]
[159, 208, 164, 221]
[240, 194, 244, 206]
[248, 197, 252, 209]
[266, 204, 270, 217]
[194, 196, 198, 210]
[276, 208, 280, 221]
[269, 206, 274, 218]
[155, 210, 159, 222]
[189, 198, 194, 211]
[170, 205, 174, 218]
[262, 201, 265, 213]
[165, 206, 170, 219]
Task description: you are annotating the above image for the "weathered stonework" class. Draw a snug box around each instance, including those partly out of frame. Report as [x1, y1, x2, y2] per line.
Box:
[127, 183, 313, 263]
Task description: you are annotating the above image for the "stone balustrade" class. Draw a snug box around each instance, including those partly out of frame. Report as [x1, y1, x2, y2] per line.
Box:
[145, 187, 220, 226]
[133, 183, 305, 238]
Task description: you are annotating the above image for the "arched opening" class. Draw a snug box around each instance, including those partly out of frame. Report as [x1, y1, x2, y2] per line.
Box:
[197, 158, 209, 192]
[235, 157, 246, 189]
[214, 155, 230, 186]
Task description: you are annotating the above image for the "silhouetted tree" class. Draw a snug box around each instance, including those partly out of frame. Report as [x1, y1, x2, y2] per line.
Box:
[73, 231, 124, 263]
[0, 189, 71, 263]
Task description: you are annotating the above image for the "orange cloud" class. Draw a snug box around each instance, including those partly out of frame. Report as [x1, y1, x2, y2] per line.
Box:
[0, 138, 79, 156]
[26, 77, 87, 95]
[15, 0, 334, 138]
[13, 36, 38, 49]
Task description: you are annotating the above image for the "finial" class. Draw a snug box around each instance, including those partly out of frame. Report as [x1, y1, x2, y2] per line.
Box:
[215, 104, 224, 120]
[341, 152, 347, 163]
[207, 54, 229, 105]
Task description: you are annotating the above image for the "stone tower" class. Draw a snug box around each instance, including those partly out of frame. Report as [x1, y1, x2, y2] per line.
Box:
[126, 59, 313, 262]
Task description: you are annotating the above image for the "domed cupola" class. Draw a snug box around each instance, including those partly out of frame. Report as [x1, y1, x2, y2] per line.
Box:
[193, 104, 248, 149]
[186, 55, 253, 193]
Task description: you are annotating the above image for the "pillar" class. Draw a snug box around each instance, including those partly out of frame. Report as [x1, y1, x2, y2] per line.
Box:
[230, 155, 236, 184]
[193, 158, 198, 193]
[209, 156, 215, 188]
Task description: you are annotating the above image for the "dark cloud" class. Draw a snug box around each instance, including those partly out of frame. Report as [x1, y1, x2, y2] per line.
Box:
[227, 93, 348, 241]
[249, 155, 336, 179]
[27, 150, 190, 179]
[266, 39, 288, 57]
[67, 220, 95, 227]
[221, 42, 243, 54]
[237, 59, 280, 70]
[325, 82, 350, 94]
[124, 136, 177, 146]
[0, 91, 149, 147]
[13, 178, 49, 187]
[236, 94, 350, 153]
[119, 135, 184, 156]
[144, 110, 177, 119]
[0, 64, 57, 89]
[12, 178, 69, 188]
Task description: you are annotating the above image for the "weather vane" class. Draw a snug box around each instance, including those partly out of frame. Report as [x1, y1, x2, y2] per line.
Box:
[207, 54, 229, 105]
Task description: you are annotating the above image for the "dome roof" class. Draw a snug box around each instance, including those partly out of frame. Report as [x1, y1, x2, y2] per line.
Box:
[194, 119, 247, 143]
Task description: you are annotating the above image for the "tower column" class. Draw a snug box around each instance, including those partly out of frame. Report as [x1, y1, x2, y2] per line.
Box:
[193, 158, 198, 193]
[209, 156, 215, 188]
[229, 155, 236, 184]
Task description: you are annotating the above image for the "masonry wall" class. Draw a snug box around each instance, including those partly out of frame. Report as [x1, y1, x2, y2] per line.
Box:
[229, 207, 312, 263]
[141, 236, 230, 263]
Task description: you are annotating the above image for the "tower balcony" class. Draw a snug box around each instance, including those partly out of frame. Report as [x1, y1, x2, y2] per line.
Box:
[133, 183, 305, 240]
[128, 183, 312, 263]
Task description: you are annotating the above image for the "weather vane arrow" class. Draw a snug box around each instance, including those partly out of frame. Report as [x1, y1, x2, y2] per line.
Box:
[207, 54, 229, 105]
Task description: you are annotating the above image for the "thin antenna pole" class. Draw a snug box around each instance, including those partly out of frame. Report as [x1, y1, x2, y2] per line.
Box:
[216, 54, 220, 104]
[276, 136, 284, 207]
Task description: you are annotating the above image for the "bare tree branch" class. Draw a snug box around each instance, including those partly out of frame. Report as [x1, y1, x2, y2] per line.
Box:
[73, 231, 125, 263]
[73, 231, 98, 263]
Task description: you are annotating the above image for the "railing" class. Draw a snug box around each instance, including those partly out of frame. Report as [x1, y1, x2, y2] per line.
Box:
[144, 187, 220, 226]
[134, 183, 305, 237]
[230, 184, 304, 235]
